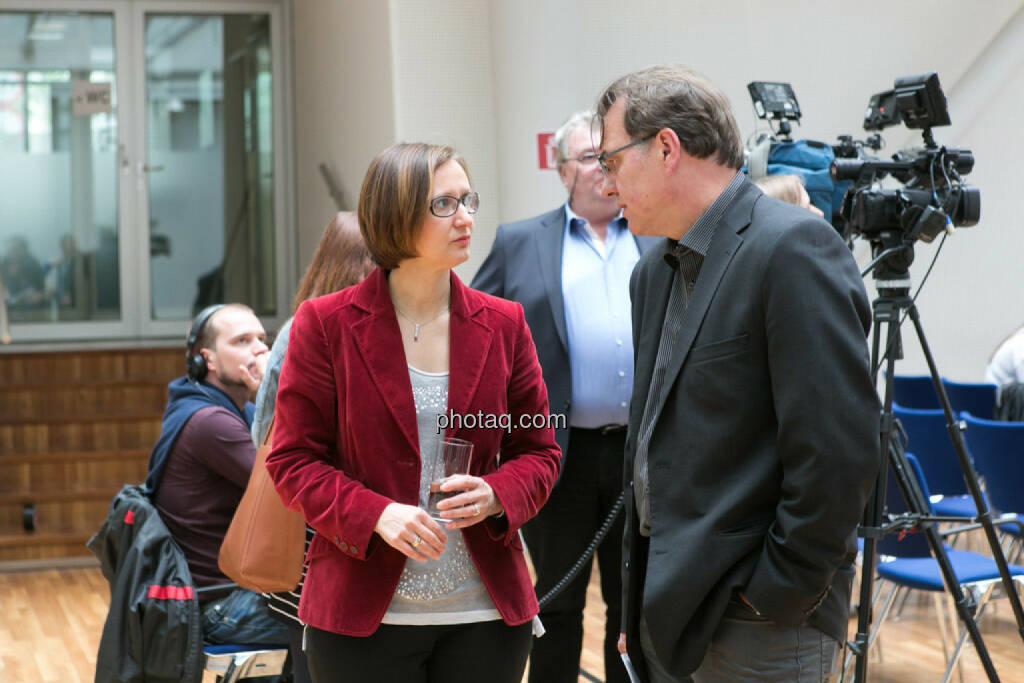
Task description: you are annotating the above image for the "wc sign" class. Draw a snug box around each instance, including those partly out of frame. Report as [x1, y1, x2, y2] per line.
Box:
[72, 81, 112, 116]
[537, 132, 556, 170]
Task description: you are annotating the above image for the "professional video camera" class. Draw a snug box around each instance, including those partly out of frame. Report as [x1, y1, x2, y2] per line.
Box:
[830, 73, 980, 245]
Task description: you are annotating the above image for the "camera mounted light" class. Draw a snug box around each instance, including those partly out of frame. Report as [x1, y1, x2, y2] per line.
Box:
[863, 89, 900, 132]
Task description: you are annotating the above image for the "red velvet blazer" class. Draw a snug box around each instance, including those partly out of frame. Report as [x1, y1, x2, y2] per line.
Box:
[265, 268, 561, 635]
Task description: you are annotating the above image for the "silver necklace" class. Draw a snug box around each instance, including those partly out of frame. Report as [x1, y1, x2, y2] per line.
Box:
[394, 302, 450, 342]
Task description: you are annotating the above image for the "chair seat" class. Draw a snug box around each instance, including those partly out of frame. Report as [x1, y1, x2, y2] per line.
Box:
[877, 546, 1024, 592]
[204, 643, 281, 655]
[931, 494, 979, 518]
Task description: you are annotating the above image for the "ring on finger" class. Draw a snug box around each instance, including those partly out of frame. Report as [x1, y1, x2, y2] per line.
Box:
[471, 503, 480, 516]
[411, 535, 422, 548]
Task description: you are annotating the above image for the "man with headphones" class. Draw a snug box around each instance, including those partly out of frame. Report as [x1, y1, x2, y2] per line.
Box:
[472, 110, 657, 683]
[147, 303, 286, 646]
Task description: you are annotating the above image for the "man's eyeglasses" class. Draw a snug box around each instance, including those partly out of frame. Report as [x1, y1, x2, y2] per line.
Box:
[429, 192, 480, 218]
[567, 152, 600, 165]
[597, 135, 655, 178]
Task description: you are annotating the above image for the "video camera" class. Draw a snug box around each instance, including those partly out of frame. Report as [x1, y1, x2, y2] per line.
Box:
[830, 73, 980, 245]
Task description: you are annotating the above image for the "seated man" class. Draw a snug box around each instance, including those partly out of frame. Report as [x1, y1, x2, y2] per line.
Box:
[149, 303, 287, 646]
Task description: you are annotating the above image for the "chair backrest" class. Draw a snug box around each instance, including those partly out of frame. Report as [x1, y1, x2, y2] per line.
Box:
[942, 379, 997, 420]
[962, 412, 1024, 517]
[892, 404, 968, 497]
[877, 452, 933, 558]
[893, 374, 940, 410]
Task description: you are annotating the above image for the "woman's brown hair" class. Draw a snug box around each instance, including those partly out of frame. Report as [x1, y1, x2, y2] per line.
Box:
[357, 143, 470, 270]
[292, 211, 373, 313]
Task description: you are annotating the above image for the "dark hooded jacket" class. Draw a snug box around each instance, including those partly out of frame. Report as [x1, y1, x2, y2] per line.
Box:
[88, 485, 203, 683]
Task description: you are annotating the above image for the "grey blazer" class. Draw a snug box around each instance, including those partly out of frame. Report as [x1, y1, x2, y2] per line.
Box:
[622, 178, 880, 679]
[471, 206, 657, 457]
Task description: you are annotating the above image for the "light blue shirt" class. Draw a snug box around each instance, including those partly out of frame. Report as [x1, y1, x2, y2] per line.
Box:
[561, 204, 639, 428]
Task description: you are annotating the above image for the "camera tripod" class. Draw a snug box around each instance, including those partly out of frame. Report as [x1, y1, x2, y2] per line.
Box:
[846, 251, 1024, 682]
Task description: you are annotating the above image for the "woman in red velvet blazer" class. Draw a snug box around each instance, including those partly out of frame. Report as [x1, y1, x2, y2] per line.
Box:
[266, 143, 561, 682]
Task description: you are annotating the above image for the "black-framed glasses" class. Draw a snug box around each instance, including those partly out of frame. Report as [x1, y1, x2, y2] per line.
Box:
[597, 134, 655, 178]
[429, 192, 480, 218]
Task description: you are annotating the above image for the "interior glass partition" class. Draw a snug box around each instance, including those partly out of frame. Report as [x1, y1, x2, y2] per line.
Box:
[0, 11, 120, 325]
[144, 12, 276, 320]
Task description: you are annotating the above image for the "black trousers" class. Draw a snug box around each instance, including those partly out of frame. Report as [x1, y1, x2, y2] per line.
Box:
[523, 427, 628, 683]
[304, 620, 531, 683]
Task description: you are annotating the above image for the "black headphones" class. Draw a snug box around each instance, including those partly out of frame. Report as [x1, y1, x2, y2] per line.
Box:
[185, 304, 225, 382]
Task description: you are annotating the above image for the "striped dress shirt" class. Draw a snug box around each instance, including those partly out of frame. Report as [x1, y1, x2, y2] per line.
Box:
[633, 172, 746, 536]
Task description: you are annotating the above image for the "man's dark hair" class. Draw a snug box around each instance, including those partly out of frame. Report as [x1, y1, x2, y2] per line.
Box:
[596, 65, 745, 170]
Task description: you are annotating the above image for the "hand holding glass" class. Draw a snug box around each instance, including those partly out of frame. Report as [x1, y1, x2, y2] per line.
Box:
[426, 438, 473, 522]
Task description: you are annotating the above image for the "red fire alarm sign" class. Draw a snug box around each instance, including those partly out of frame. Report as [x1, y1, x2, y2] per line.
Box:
[537, 132, 556, 170]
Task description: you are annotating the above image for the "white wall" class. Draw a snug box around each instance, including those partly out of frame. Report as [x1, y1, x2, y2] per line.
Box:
[292, 0, 1024, 380]
[484, 0, 1024, 381]
[291, 0, 397, 268]
[388, 0, 500, 281]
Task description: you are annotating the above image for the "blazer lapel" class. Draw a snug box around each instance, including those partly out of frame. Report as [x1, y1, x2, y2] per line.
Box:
[534, 208, 569, 352]
[349, 269, 419, 455]
[651, 183, 759, 417]
[446, 273, 491, 436]
[632, 245, 673, 415]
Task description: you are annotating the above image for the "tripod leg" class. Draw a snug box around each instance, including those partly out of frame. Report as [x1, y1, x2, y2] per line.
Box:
[909, 304, 1024, 646]
[942, 583, 997, 683]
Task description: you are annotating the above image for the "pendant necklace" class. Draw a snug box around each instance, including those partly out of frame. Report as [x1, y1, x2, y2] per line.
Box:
[394, 302, 450, 342]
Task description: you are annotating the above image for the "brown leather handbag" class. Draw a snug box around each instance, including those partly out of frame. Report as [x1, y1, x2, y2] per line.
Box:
[218, 420, 305, 592]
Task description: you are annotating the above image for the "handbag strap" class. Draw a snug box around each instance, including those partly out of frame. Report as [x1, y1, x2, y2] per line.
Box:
[261, 417, 275, 447]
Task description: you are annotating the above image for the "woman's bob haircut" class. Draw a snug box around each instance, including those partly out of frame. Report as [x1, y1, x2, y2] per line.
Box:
[358, 142, 470, 270]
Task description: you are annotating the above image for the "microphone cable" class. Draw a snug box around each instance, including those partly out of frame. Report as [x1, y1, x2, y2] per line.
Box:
[537, 489, 626, 608]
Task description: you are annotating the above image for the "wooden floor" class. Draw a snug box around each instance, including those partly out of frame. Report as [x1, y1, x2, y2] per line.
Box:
[1, 566, 1022, 682]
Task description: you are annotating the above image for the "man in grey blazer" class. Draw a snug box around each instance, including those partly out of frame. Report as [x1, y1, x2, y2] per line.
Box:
[596, 66, 879, 682]
[472, 111, 657, 683]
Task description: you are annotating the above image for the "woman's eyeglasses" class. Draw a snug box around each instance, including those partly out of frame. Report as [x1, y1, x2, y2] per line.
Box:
[429, 192, 480, 218]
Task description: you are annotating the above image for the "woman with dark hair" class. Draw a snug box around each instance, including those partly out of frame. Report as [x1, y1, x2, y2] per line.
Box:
[250, 211, 373, 683]
[266, 143, 560, 682]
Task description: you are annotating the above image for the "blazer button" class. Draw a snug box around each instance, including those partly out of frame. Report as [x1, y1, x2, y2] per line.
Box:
[349, 546, 358, 555]
[333, 535, 341, 546]
[339, 541, 349, 552]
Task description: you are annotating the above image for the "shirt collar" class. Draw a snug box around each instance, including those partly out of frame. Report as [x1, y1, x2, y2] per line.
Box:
[664, 171, 745, 263]
[564, 202, 626, 236]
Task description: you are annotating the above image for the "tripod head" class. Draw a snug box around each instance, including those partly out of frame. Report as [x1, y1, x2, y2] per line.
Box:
[867, 231, 914, 299]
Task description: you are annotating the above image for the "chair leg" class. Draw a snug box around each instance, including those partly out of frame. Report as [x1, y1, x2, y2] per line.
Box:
[932, 592, 952, 670]
[941, 583, 997, 683]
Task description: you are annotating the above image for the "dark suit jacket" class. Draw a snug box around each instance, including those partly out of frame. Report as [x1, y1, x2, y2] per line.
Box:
[265, 268, 561, 636]
[471, 206, 658, 455]
[623, 179, 879, 679]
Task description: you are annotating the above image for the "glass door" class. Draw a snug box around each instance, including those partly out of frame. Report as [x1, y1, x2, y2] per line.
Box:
[136, 2, 287, 338]
[0, 5, 135, 340]
[0, 0, 292, 345]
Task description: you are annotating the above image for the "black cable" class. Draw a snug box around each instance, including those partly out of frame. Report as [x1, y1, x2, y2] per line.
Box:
[536, 490, 625, 608]
[860, 245, 908, 279]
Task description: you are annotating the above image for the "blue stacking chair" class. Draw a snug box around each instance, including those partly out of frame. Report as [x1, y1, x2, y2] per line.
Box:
[845, 453, 1024, 683]
[943, 379, 998, 420]
[194, 584, 290, 682]
[893, 404, 979, 518]
[962, 413, 1024, 562]
[204, 644, 289, 682]
[893, 374, 940, 409]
